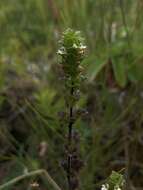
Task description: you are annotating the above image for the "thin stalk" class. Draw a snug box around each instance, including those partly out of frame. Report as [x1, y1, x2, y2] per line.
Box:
[67, 85, 74, 190]
[68, 86, 74, 143]
[0, 169, 62, 190]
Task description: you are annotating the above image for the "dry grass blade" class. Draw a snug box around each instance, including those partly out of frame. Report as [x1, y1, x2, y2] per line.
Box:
[0, 169, 62, 190]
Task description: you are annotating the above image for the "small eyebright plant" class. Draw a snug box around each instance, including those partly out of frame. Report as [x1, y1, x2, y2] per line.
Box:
[101, 171, 125, 190]
[57, 29, 125, 190]
[58, 28, 86, 190]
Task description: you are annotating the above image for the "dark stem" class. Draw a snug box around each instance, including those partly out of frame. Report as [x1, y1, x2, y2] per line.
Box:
[68, 106, 73, 142]
[67, 85, 74, 190]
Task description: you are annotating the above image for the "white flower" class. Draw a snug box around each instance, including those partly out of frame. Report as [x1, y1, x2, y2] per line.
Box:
[79, 43, 86, 50]
[80, 45, 86, 49]
[73, 43, 78, 48]
[57, 47, 66, 55]
[114, 185, 121, 190]
[101, 184, 109, 190]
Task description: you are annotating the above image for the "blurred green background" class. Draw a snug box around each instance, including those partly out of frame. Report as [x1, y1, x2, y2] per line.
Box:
[0, 0, 143, 189]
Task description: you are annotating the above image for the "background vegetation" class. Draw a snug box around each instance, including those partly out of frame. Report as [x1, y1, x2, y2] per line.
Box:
[0, 0, 143, 189]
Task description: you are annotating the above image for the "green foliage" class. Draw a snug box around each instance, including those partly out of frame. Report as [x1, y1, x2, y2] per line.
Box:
[0, 0, 143, 189]
[59, 29, 84, 49]
[58, 28, 86, 89]
[108, 171, 125, 190]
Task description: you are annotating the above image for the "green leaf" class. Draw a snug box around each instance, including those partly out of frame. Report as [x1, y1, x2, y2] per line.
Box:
[86, 55, 108, 82]
[128, 62, 143, 83]
[112, 57, 127, 87]
[107, 171, 125, 190]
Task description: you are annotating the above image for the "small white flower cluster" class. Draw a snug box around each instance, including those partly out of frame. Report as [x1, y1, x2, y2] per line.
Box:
[57, 43, 86, 57]
[101, 184, 121, 190]
[114, 185, 121, 190]
[57, 46, 66, 55]
[101, 184, 109, 190]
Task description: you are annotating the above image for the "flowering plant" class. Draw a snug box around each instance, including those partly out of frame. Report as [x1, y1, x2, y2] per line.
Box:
[101, 171, 125, 190]
[58, 29, 86, 190]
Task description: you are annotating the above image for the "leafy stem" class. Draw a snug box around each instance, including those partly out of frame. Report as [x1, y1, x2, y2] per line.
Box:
[58, 28, 86, 190]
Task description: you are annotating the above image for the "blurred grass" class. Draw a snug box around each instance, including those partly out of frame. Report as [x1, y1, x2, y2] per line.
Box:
[0, 0, 143, 189]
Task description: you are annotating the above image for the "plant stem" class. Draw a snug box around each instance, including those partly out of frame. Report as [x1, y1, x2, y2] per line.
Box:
[68, 86, 74, 143]
[0, 169, 62, 190]
[67, 86, 74, 190]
